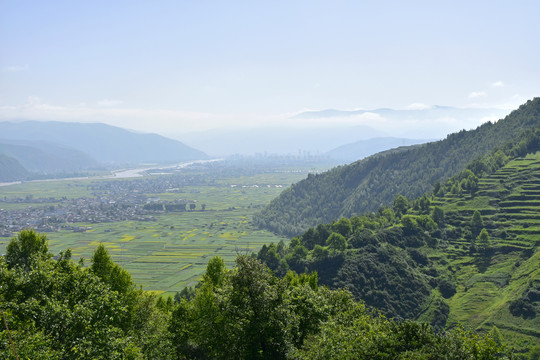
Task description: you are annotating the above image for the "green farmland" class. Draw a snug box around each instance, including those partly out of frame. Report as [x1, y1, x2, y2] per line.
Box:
[0, 165, 315, 296]
[46, 210, 283, 297]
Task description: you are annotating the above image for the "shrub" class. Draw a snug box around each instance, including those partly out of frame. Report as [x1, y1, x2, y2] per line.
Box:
[438, 278, 457, 299]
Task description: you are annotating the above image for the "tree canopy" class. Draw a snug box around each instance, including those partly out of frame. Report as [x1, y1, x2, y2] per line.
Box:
[0, 230, 514, 359]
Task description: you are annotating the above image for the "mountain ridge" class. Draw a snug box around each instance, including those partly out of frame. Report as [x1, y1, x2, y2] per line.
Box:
[325, 137, 432, 163]
[0, 139, 99, 173]
[0, 120, 209, 166]
[255, 98, 540, 236]
[0, 153, 30, 182]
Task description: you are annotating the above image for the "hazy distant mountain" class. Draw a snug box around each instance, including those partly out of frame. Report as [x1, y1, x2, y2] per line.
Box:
[0, 140, 98, 173]
[177, 125, 386, 156]
[0, 121, 208, 165]
[294, 105, 507, 120]
[325, 137, 431, 163]
[294, 106, 509, 139]
[0, 153, 29, 182]
[180, 106, 507, 157]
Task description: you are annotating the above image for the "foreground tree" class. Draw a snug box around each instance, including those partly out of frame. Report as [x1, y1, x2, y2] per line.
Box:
[5, 228, 50, 270]
[0, 230, 515, 359]
[0, 230, 173, 359]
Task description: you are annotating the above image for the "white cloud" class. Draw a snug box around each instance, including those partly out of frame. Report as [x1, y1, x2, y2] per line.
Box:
[406, 103, 431, 110]
[491, 81, 504, 88]
[97, 99, 124, 107]
[468, 91, 487, 99]
[3, 64, 29, 72]
[0, 96, 515, 141]
[0, 97, 249, 135]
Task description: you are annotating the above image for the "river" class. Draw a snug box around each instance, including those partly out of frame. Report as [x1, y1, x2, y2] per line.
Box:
[0, 159, 222, 187]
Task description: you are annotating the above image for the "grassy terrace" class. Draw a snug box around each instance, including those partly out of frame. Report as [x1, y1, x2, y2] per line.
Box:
[430, 151, 540, 349]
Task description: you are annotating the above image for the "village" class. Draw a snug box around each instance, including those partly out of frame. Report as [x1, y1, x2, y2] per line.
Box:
[0, 175, 200, 238]
[0, 171, 287, 238]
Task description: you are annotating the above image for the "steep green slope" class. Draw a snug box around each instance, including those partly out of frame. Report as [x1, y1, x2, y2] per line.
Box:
[255, 98, 540, 236]
[325, 137, 430, 163]
[0, 153, 30, 181]
[257, 137, 540, 354]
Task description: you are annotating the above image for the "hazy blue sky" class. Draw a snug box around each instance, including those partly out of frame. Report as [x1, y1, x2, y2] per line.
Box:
[1, 0, 539, 137]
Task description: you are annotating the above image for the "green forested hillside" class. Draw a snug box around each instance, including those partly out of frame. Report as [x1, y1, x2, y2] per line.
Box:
[257, 134, 540, 355]
[255, 98, 540, 236]
[0, 230, 512, 359]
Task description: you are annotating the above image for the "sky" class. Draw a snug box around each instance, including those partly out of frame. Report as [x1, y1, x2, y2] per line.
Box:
[1, 0, 539, 139]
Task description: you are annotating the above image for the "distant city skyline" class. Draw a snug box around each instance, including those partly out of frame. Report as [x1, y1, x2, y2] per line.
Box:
[1, 0, 539, 138]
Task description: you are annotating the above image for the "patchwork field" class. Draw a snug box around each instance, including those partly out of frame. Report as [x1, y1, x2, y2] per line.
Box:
[0, 165, 315, 297]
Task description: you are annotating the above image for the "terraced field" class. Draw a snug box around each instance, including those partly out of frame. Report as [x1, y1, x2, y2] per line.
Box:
[429, 151, 540, 350]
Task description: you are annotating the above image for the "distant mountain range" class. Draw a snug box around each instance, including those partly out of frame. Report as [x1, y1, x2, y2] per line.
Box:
[0, 121, 208, 181]
[0, 140, 98, 173]
[294, 105, 508, 121]
[177, 125, 387, 157]
[177, 105, 509, 157]
[0, 153, 30, 182]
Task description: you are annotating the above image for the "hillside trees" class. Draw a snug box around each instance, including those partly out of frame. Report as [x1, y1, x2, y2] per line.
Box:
[326, 232, 347, 253]
[471, 210, 484, 238]
[393, 194, 409, 217]
[477, 228, 491, 253]
[431, 206, 444, 226]
[170, 255, 513, 359]
[297, 316, 507, 360]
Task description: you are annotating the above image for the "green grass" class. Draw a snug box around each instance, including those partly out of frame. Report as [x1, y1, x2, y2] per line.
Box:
[47, 208, 286, 297]
[0, 179, 96, 199]
[431, 151, 540, 348]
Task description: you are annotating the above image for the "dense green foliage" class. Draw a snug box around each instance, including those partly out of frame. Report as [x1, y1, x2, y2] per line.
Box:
[0, 230, 514, 359]
[257, 142, 540, 355]
[255, 98, 540, 236]
[0, 230, 174, 359]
